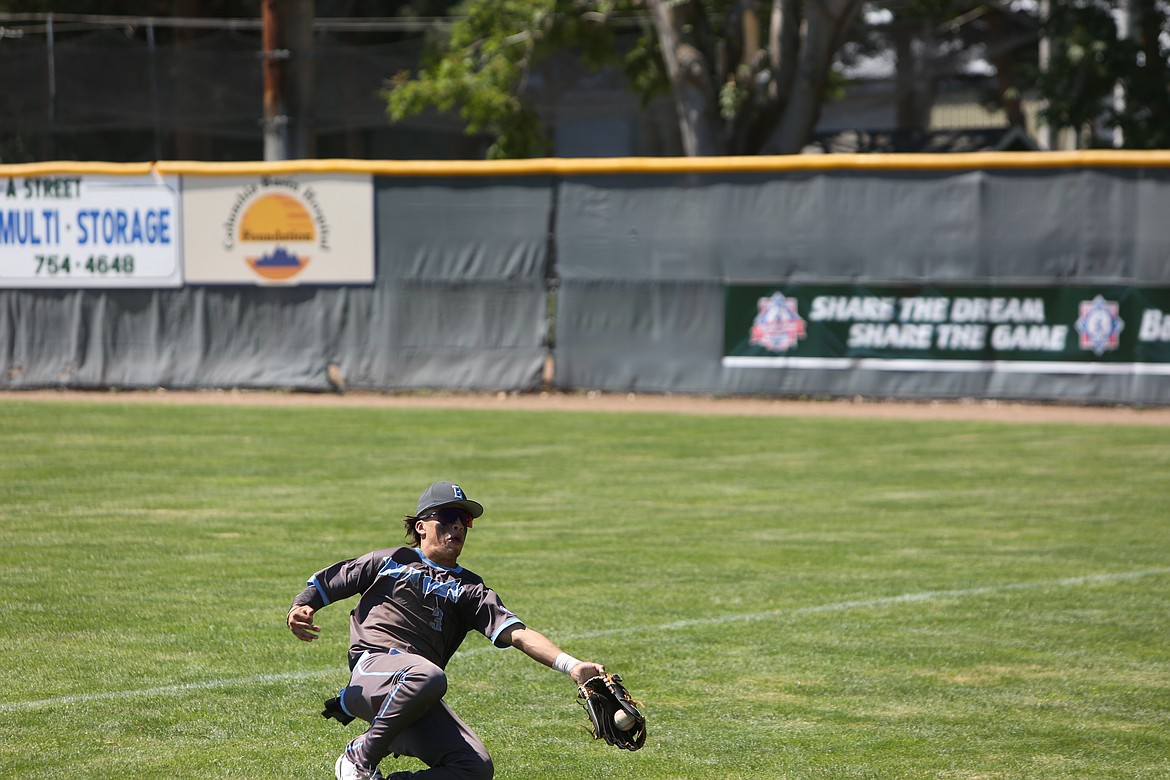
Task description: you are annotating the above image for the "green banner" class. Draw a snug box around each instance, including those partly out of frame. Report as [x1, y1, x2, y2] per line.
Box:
[724, 285, 1170, 371]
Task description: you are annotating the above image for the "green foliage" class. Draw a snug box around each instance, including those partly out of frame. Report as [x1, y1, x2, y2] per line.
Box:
[1032, 2, 1127, 146]
[718, 70, 749, 121]
[622, 31, 670, 105]
[1113, 0, 1170, 148]
[2, 397, 1170, 779]
[382, 0, 873, 156]
[1024, 0, 1170, 148]
[384, 0, 795, 156]
[385, 1, 548, 158]
[848, 1, 1170, 150]
[384, 0, 630, 158]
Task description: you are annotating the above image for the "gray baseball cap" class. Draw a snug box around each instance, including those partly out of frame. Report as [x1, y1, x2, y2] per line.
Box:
[416, 481, 484, 518]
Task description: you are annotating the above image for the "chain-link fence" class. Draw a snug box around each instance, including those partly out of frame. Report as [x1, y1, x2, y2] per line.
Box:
[0, 14, 497, 162]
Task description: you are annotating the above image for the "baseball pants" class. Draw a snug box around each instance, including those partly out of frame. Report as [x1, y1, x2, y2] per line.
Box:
[340, 650, 493, 780]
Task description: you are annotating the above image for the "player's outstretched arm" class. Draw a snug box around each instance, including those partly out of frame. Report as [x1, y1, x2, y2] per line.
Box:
[502, 625, 603, 684]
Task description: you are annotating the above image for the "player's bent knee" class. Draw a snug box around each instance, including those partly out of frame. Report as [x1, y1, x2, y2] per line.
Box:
[414, 662, 448, 702]
[450, 751, 492, 780]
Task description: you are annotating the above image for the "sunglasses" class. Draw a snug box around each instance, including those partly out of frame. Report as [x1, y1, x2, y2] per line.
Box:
[422, 507, 473, 528]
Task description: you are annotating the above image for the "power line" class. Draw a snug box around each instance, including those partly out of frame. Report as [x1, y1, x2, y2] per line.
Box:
[0, 13, 452, 34]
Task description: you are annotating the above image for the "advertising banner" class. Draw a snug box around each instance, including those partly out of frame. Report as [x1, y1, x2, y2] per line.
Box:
[724, 285, 1170, 374]
[0, 173, 181, 288]
[182, 173, 374, 285]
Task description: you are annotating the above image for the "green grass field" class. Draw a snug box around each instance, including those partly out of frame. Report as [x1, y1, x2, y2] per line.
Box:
[1, 396, 1168, 780]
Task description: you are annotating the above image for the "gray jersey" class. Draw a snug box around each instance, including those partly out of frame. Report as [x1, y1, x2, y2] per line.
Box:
[306, 546, 524, 668]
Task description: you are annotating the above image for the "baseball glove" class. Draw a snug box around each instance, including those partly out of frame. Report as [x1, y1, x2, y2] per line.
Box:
[321, 694, 355, 725]
[577, 673, 646, 751]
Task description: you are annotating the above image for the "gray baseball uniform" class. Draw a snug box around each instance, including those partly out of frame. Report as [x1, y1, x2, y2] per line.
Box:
[293, 545, 524, 778]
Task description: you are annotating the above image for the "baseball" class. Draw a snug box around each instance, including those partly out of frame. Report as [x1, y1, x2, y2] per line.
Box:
[613, 709, 637, 731]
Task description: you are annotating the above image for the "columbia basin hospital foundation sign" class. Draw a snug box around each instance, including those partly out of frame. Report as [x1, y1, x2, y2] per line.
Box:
[724, 285, 1170, 374]
[182, 173, 373, 285]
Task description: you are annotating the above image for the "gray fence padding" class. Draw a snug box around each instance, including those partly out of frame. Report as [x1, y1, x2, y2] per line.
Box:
[552, 167, 1170, 405]
[0, 175, 551, 392]
[2, 160, 1168, 405]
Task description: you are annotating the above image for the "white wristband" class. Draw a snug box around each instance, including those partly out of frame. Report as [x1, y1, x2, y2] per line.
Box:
[553, 652, 581, 675]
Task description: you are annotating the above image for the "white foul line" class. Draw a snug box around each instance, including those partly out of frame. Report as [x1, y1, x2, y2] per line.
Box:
[3, 567, 1167, 713]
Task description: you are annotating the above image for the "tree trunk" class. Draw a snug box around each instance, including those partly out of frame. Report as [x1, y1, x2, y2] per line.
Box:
[731, 0, 801, 154]
[648, 0, 865, 156]
[769, 0, 801, 106]
[894, 18, 936, 132]
[893, 21, 917, 129]
[646, 0, 724, 155]
[771, 0, 865, 153]
[986, 11, 1027, 129]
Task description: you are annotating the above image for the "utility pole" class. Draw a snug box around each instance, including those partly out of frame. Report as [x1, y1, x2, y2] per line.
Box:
[262, 0, 316, 160]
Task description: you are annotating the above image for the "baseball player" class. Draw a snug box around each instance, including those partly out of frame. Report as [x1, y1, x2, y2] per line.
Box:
[287, 480, 605, 780]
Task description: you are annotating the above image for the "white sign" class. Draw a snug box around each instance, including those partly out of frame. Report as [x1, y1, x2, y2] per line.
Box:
[0, 174, 182, 288]
[182, 173, 374, 285]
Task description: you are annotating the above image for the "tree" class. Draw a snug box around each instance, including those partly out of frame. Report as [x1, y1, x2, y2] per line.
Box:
[1027, 0, 1170, 149]
[1117, 0, 1170, 148]
[838, 1, 1170, 151]
[841, 2, 1039, 135]
[384, 0, 867, 157]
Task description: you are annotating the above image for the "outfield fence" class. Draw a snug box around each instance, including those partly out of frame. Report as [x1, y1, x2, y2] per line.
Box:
[2, 153, 1169, 405]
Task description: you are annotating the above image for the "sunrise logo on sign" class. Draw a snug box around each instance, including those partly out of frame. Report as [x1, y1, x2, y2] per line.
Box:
[238, 193, 315, 280]
[183, 172, 372, 286]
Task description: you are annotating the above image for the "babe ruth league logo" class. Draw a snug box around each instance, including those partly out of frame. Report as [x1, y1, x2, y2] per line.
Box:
[750, 293, 807, 353]
[1074, 295, 1125, 356]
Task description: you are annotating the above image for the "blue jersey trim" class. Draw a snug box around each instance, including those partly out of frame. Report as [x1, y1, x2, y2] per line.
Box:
[416, 548, 463, 574]
[491, 617, 524, 647]
[338, 687, 355, 719]
[309, 574, 331, 606]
